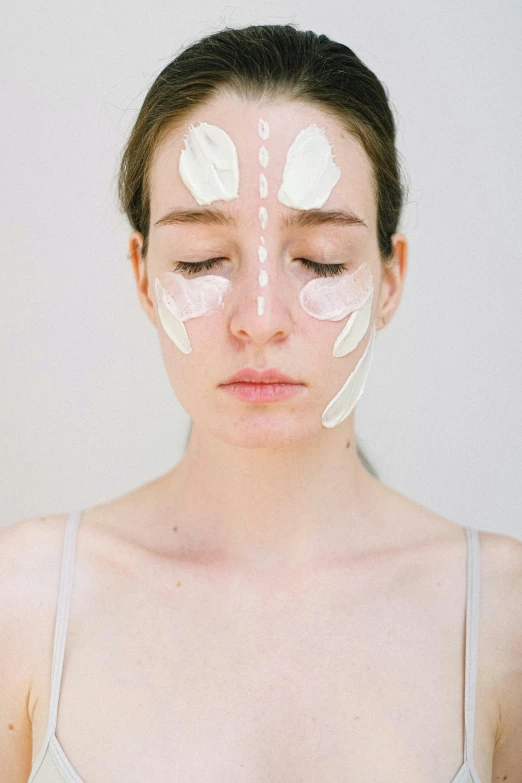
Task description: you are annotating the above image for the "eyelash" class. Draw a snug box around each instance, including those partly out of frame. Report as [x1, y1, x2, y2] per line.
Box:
[173, 257, 348, 278]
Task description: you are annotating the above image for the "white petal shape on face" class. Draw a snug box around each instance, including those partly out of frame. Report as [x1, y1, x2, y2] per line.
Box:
[299, 263, 373, 321]
[321, 324, 376, 428]
[178, 122, 240, 206]
[278, 124, 341, 209]
[154, 273, 231, 355]
[155, 278, 192, 355]
[332, 291, 373, 357]
[158, 271, 231, 321]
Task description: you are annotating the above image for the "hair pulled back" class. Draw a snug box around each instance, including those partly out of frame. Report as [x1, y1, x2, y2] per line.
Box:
[118, 24, 408, 478]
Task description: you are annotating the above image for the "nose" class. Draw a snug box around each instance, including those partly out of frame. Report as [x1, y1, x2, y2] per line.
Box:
[228, 260, 294, 346]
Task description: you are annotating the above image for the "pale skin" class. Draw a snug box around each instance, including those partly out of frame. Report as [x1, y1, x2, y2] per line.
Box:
[1, 94, 522, 782]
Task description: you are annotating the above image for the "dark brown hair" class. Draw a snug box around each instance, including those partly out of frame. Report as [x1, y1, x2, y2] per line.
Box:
[118, 23, 408, 478]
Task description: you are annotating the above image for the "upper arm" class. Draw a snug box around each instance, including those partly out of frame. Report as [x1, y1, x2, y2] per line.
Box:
[0, 517, 53, 782]
[489, 532, 522, 782]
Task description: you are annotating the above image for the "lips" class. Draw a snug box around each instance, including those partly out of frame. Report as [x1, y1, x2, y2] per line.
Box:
[221, 368, 301, 385]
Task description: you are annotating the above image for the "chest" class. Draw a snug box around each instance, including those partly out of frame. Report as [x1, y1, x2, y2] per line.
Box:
[32, 556, 496, 782]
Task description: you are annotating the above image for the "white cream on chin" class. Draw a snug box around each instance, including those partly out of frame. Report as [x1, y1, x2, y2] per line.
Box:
[178, 122, 240, 205]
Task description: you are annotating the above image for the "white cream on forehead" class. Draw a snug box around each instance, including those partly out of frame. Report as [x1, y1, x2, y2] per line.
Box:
[171, 116, 374, 428]
[178, 121, 240, 206]
[278, 124, 341, 209]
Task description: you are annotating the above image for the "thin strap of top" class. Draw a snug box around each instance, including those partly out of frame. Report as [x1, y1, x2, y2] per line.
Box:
[463, 525, 481, 767]
[46, 510, 82, 736]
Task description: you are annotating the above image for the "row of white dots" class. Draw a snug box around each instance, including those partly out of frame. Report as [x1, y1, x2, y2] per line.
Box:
[257, 118, 270, 316]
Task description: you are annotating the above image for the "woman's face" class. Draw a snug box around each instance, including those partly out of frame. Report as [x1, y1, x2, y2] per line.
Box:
[131, 93, 400, 448]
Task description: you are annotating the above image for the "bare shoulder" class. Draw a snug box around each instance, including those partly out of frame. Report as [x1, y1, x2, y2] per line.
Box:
[0, 512, 72, 672]
[0, 513, 69, 781]
[0, 513, 71, 608]
[476, 527, 522, 778]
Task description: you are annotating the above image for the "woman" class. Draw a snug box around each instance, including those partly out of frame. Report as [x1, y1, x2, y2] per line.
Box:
[2, 23, 521, 783]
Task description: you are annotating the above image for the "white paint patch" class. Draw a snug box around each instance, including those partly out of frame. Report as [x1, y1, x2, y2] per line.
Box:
[278, 124, 341, 209]
[154, 273, 230, 354]
[322, 325, 376, 428]
[258, 206, 268, 230]
[332, 293, 373, 358]
[178, 122, 239, 206]
[259, 173, 268, 198]
[155, 279, 192, 355]
[259, 146, 269, 168]
[259, 269, 269, 287]
[299, 263, 373, 321]
[257, 296, 265, 315]
[258, 119, 270, 140]
[258, 245, 268, 263]
[297, 261, 377, 427]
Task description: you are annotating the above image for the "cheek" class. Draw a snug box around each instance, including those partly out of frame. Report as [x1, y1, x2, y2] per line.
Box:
[155, 272, 230, 355]
[298, 263, 374, 358]
[154, 262, 374, 359]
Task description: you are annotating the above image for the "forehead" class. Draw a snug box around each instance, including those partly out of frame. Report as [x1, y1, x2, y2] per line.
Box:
[149, 93, 376, 231]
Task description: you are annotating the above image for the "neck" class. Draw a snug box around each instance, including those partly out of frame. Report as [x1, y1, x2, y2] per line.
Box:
[160, 417, 381, 572]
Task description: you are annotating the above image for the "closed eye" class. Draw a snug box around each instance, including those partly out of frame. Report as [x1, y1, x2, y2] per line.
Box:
[172, 257, 349, 278]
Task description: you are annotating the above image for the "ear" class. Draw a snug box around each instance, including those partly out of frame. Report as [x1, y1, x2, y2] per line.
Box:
[375, 233, 408, 330]
[128, 231, 157, 328]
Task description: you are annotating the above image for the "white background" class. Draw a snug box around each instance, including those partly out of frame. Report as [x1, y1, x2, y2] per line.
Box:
[2, 1, 521, 536]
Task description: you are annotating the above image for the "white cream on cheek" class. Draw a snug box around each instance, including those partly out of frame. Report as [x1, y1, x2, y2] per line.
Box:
[156, 117, 376, 429]
[155, 274, 231, 355]
[278, 123, 376, 428]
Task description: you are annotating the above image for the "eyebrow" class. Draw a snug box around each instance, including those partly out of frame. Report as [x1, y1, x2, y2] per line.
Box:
[154, 206, 368, 230]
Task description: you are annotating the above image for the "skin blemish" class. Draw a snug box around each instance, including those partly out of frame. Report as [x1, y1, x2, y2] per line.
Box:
[176, 581, 181, 587]
[8, 723, 14, 730]
[172, 526, 178, 532]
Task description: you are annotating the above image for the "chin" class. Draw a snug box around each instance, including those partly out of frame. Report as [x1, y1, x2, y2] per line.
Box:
[208, 412, 323, 449]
